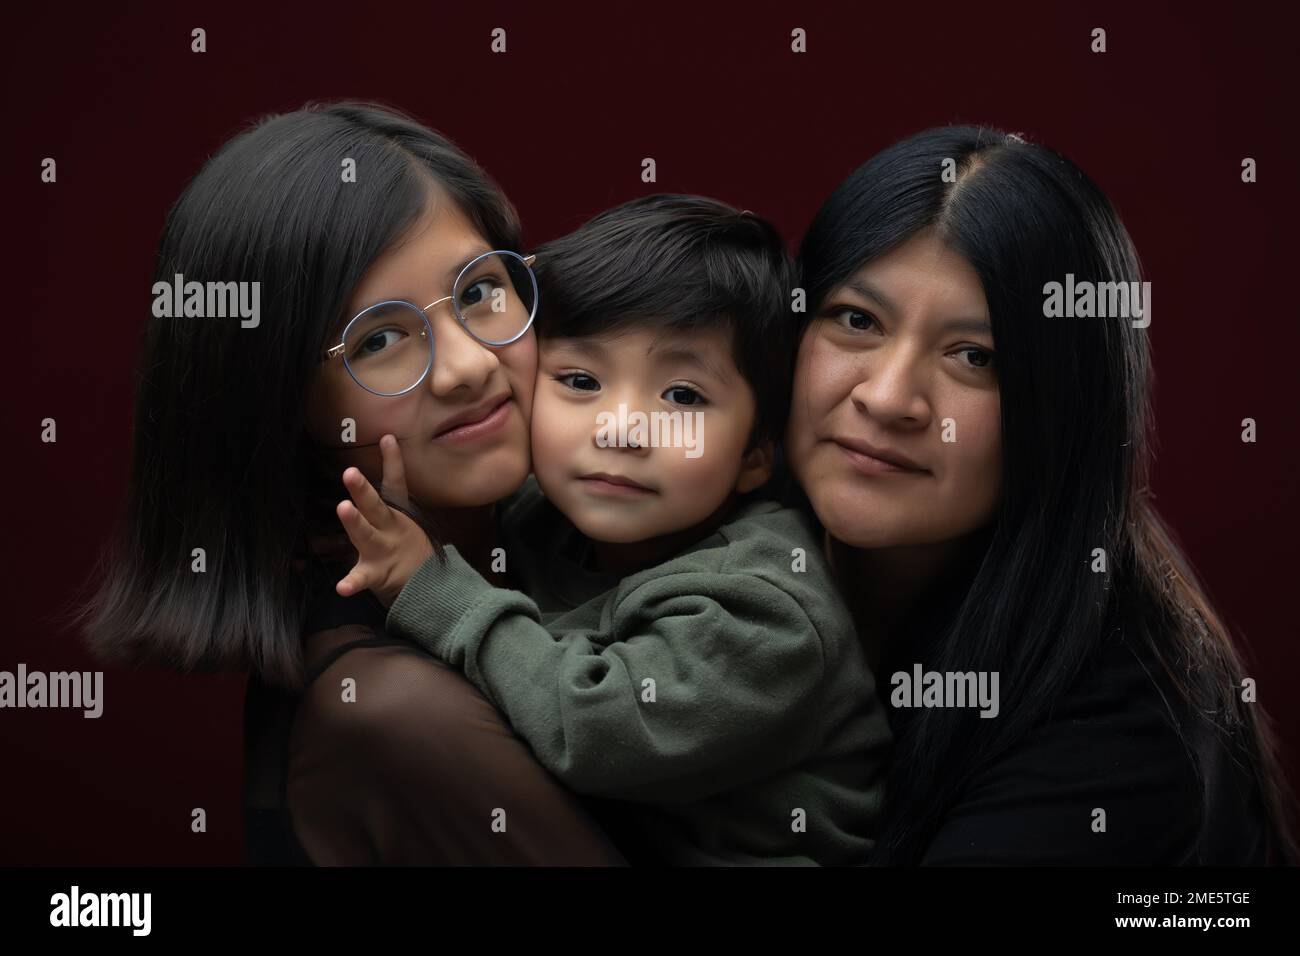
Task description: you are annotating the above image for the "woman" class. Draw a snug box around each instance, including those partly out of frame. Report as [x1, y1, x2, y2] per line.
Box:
[785, 125, 1297, 864]
[76, 102, 624, 865]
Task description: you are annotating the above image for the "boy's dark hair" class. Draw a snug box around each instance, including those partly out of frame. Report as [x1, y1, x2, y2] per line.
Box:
[532, 194, 795, 448]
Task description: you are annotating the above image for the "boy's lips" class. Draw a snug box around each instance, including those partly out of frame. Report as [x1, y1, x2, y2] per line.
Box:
[576, 472, 657, 497]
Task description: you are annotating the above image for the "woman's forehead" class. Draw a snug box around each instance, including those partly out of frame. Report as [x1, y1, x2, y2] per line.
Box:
[839, 235, 988, 321]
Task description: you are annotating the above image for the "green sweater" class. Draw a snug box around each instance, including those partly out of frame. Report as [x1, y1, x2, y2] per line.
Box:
[386, 479, 892, 865]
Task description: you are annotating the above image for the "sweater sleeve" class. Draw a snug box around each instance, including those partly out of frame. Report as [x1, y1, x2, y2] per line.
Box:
[386, 546, 829, 804]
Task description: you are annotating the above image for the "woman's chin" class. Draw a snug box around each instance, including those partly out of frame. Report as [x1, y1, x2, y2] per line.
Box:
[813, 495, 912, 551]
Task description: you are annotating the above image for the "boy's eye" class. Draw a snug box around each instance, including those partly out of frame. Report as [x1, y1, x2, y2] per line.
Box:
[663, 385, 706, 406]
[555, 371, 600, 391]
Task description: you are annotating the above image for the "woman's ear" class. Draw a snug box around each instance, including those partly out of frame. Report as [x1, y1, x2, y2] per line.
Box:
[735, 438, 775, 494]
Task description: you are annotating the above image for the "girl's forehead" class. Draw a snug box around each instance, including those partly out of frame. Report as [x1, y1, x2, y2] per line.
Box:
[345, 197, 489, 312]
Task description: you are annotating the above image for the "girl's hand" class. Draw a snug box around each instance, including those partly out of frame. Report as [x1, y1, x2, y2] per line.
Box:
[335, 435, 433, 608]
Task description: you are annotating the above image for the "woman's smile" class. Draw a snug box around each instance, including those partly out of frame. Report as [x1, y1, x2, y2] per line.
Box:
[833, 435, 930, 476]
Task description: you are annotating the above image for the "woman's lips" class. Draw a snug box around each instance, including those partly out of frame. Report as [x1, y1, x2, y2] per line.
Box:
[835, 441, 929, 476]
[432, 396, 512, 443]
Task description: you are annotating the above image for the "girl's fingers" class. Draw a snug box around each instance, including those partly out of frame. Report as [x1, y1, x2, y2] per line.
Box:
[379, 435, 410, 509]
[342, 467, 391, 528]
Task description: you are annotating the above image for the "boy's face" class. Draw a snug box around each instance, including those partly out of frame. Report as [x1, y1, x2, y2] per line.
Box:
[532, 326, 771, 544]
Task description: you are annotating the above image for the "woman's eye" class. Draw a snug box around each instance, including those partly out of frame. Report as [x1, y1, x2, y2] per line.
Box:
[555, 372, 600, 391]
[830, 308, 878, 333]
[955, 346, 995, 370]
[353, 327, 407, 358]
[663, 385, 706, 406]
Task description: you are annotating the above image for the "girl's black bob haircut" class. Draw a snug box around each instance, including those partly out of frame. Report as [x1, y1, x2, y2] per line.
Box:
[72, 102, 521, 689]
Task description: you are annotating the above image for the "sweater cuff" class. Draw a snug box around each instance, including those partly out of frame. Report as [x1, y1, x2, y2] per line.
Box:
[386, 545, 495, 659]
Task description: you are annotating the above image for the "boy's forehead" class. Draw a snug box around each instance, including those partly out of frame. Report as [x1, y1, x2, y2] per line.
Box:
[541, 326, 738, 382]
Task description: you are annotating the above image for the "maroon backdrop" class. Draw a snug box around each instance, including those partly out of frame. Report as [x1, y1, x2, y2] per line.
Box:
[2, 0, 1296, 864]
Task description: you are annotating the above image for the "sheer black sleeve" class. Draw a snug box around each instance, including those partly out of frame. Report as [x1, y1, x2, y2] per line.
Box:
[285, 625, 627, 866]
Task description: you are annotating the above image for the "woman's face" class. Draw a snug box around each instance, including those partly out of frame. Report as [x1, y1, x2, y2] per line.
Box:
[786, 229, 1001, 550]
[306, 193, 537, 511]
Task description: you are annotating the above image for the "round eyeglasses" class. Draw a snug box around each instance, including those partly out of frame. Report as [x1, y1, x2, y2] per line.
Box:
[323, 250, 538, 396]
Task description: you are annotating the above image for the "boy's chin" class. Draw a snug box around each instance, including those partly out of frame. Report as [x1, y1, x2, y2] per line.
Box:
[566, 508, 666, 546]
[568, 505, 706, 547]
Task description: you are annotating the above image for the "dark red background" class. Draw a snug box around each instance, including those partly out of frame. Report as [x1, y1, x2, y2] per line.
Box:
[2, 1, 1295, 863]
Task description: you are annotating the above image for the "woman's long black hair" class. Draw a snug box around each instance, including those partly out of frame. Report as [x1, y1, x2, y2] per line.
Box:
[72, 102, 521, 690]
[796, 125, 1297, 864]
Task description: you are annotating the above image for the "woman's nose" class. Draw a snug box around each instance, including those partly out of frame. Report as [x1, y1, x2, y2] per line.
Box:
[850, 344, 932, 428]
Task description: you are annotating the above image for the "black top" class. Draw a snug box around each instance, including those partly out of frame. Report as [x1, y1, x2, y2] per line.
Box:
[889, 625, 1279, 865]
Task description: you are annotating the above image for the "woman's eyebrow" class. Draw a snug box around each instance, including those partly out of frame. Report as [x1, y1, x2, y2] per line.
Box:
[939, 317, 993, 335]
[843, 280, 990, 334]
[844, 279, 895, 312]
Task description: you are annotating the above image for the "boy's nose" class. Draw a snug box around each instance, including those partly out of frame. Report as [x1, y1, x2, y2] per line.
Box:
[590, 403, 653, 456]
[591, 431, 653, 457]
[618, 435, 651, 457]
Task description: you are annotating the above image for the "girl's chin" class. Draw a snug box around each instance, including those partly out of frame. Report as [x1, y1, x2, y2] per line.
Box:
[411, 458, 530, 510]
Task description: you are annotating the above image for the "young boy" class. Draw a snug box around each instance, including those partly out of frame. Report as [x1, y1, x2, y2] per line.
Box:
[335, 195, 891, 865]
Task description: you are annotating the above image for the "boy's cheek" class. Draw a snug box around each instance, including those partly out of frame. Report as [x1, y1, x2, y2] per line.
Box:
[659, 461, 732, 518]
[527, 385, 550, 451]
[528, 405, 578, 498]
